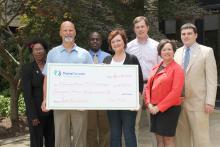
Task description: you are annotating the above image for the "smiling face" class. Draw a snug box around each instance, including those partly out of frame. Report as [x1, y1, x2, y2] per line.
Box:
[32, 43, 46, 62]
[110, 34, 125, 53]
[181, 28, 197, 47]
[160, 43, 174, 62]
[134, 20, 149, 39]
[60, 21, 76, 43]
[89, 32, 102, 52]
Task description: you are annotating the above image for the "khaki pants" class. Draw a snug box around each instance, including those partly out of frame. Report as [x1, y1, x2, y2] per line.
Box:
[135, 94, 144, 139]
[87, 110, 110, 147]
[54, 110, 88, 147]
[175, 108, 210, 147]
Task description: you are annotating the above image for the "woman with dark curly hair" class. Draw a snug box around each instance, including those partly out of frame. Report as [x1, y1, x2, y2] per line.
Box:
[22, 38, 54, 147]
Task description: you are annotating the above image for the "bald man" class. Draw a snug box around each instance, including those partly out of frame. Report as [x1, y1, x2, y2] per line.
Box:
[41, 21, 93, 147]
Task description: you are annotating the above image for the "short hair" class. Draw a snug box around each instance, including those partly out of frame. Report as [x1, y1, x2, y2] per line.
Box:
[89, 31, 102, 40]
[27, 38, 48, 53]
[180, 23, 197, 34]
[108, 28, 127, 50]
[133, 16, 149, 27]
[88, 31, 102, 41]
[157, 39, 177, 56]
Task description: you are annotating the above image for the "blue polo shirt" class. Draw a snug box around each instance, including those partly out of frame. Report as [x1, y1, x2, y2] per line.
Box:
[89, 49, 110, 63]
[43, 44, 93, 75]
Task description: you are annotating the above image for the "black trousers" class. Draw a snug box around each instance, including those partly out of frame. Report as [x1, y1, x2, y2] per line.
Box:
[28, 112, 55, 147]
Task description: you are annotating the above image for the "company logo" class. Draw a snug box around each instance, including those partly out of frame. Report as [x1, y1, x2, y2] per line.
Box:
[53, 70, 85, 77]
[54, 70, 61, 76]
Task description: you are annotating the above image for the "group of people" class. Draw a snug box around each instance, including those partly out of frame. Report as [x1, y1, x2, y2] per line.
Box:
[22, 16, 217, 147]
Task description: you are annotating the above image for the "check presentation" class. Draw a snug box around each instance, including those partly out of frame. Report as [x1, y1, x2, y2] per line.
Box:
[46, 63, 139, 110]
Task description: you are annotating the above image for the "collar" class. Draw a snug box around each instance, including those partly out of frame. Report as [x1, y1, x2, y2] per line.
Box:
[184, 42, 198, 50]
[153, 59, 175, 70]
[60, 44, 78, 52]
[136, 35, 149, 44]
[162, 59, 175, 69]
[89, 49, 101, 56]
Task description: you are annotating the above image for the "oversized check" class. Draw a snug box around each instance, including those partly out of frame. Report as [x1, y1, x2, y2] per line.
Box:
[46, 63, 139, 110]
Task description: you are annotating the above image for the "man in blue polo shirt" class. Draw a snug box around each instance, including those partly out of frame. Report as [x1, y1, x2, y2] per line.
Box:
[41, 21, 93, 147]
[87, 31, 110, 147]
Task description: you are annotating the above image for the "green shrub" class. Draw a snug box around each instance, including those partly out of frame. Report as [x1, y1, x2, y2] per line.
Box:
[18, 95, 26, 116]
[0, 95, 10, 117]
[0, 94, 26, 117]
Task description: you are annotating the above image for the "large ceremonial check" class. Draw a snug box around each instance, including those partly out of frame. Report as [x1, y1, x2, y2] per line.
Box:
[46, 63, 139, 110]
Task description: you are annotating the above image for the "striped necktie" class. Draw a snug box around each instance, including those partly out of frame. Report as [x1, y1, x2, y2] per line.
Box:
[93, 54, 99, 64]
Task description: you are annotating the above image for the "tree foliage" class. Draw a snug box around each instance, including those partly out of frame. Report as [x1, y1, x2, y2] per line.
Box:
[0, 0, 27, 124]
[159, 0, 209, 20]
[22, 0, 143, 48]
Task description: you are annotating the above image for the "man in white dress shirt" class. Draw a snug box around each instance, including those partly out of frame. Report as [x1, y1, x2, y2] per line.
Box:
[126, 16, 160, 143]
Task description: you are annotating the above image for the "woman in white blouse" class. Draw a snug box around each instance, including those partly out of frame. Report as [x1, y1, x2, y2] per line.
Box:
[103, 28, 143, 147]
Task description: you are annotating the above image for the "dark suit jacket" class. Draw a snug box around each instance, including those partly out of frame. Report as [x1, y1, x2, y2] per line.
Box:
[22, 61, 48, 121]
[103, 53, 143, 93]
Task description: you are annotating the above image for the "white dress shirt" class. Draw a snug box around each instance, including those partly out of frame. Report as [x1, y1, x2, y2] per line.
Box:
[126, 38, 160, 80]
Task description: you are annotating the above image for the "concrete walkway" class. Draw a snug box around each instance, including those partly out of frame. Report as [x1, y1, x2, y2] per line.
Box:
[0, 110, 220, 147]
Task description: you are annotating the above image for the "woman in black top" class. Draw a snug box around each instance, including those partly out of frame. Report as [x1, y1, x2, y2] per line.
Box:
[22, 38, 54, 147]
[103, 28, 143, 147]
